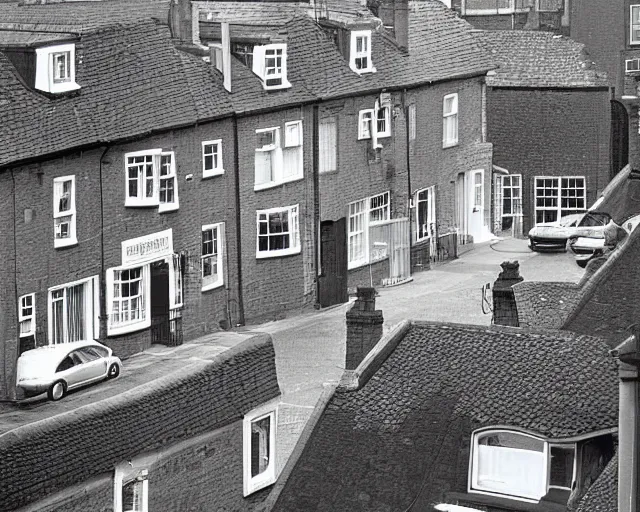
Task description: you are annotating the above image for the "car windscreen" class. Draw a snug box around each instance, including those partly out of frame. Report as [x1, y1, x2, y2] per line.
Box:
[579, 212, 610, 227]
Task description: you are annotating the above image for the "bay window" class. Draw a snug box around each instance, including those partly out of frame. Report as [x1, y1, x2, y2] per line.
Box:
[202, 223, 224, 291]
[470, 429, 576, 502]
[256, 204, 300, 258]
[48, 276, 99, 344]
[443, 93, 459, 147]
[243, 408, 277, 496]
[125, 149, 178, 211]
[53, 175, 77, 248]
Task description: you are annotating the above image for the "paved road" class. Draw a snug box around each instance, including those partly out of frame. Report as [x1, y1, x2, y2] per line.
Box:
[251, 238, 584, 404]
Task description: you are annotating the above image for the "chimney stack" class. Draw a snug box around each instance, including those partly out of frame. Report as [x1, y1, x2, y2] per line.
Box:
[394, 0, 409, 50]
[221, 22, 232, 93]
[345, 287, 384, 370]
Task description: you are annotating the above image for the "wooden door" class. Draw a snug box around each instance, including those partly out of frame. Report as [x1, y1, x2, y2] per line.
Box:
[318, 218, 348, 308]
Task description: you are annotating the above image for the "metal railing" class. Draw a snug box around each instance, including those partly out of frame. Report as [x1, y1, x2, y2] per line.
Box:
[151, 311, 183, 347]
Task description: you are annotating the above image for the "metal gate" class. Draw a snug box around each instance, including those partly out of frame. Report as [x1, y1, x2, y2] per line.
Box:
[369, 218, 411, 286]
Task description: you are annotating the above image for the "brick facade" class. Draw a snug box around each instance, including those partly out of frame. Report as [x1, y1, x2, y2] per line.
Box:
[487, 87, 611, 234]
[0, 334, 281, 511]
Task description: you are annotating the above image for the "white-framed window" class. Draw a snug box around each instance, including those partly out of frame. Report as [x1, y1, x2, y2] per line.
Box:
[53, 175, 77, 248]
[443, 93, 459, 148]
[171, 253, 183, 309]
[469, 429, 576, 503]
[255, 124, 303, 190]
[348, 191, 391, 269]
[202, 139, 224, 177]
[35, 43, 80, 94]
[108, 267, 147, 332]
[376, 102, 391, 138]
[19, 293, 36, 339]
[501, 175, 522, 216]
[626, 58, 640, 73]
[416, 186, 436, 242]
[252, 43, 291, 90]
[534, 176, 586, 224]
[256, 204, 301, 258]
[408, 104, 416, 141]
[473, 171, 483, 210]
[48, 276, 99, 345]
[350, 30, 375, 74]
[114, 466, 149, 512]
[125, 149, 178, 211]
[243, 409, 277, 496]
[632, 6, 640, 44]
[202, 223, 224, 291]
[358, 109, 374, 140]
[319, 116, 337, 173]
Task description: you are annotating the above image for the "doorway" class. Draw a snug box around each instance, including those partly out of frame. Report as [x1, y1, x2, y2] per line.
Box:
[456, 169, 486, 243]
[150, 260, 170, 345]
[318, 218, 348, 308]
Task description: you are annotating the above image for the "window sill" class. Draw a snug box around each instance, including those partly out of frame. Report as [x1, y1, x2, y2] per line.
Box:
[443, 141, 459, 149]
[125, 201, 159, 208]
[54, 238, 78, 249]
[262, 80, 292, 91]
[377, 133, 390, 139]
[244, 473, 276, 496]
[47, 81, 81, 94]
[107, 318, 151, 337]
[202, 280, 224, 292]
[159, 204, 179, 214]
[256, 246, 301, 259]
[447, 492, 567, 512]
[351, 66, 376, 75]
[254, 175, 303, 192]
[348, 259, 369, 270]
[319, 169, 339, 176]
[203, 169, 225, 179]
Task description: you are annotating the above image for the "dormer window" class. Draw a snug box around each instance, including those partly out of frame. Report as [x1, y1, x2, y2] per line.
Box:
[35, 43, 80, 94]
[252, 43, 291, 91]
[350, 30, 375, 74]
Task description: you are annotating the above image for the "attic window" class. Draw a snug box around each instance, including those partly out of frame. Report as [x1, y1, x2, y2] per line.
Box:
[35, 43, 80, 94]
[252, 43, 291, 91]
[350, 30, 375, 74]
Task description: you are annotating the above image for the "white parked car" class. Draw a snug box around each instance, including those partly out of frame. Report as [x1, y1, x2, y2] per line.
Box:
[16, 340, 121, 401]
[528, 213, 584, 251]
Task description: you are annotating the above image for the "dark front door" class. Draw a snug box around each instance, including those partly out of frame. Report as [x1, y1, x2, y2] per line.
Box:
[150, 260, 170, 345]
[611, 100, 629, 179]
[318, 218, 348, 308]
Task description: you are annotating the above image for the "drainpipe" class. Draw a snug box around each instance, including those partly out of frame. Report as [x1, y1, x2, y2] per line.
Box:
[232, 115, 245, 326]
[615, 326, 640, 512]
[404, 90, 413, 262]
[99, 145, 111, 341]
[313, 104, 321, 307]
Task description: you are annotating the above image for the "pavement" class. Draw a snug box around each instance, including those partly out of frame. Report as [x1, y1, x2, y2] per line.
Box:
[0, 238, 584, 444]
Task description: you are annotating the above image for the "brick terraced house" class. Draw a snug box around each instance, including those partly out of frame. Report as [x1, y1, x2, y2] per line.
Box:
[0, 333, 285, 511]
[474, 30, 611, 237]
[0, 0, 498, 400]
[271, 320, 619, 512]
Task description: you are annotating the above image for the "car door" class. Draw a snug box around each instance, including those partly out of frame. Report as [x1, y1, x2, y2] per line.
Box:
[77, 347, 108, 383]
[55, 354, 81, 388]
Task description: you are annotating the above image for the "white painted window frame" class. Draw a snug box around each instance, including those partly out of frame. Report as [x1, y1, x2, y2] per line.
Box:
[358, 109, 374, 140]
[501, 174, 522, 217]
[252, 43, 292, 90]
[114, 466, 149, 512]
[469, 429, 577, 503]
[34, 43, 80, 94]
[415, 186, 436, 242]
[18, 293, 36, 339]
[106, 265, 151, 337]
[473, 171, 483, 210]
[47, 275, 99, 344]
[201, 223, 225, 292]
[243, 408, 278, 496]
[53, 175, 78, 248]
[626, 58, 640, 73]
[375, 102, 391, 139]
[348, 198, 368, 269]
[158, 151, 179, 213]
[256, 204, 301, 259]
[319, 116, 338, 174]
[632, 5, 640, 45]
[534, 176, 586, 225]
[369, 191, 390, 226]
[254, 125, 303, 190]
[202, 139, 224, 177]
[350, 30, 375, 74]
[443, 93, 459, 148]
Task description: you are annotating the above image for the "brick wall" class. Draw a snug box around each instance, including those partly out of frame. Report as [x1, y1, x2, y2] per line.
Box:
[0, 118, 242, 398]
[487, 87, 611, 233]
[0, 334, 280, 511]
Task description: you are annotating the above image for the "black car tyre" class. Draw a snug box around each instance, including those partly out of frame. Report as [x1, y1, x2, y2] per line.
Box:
[529, 239, 537, 252]
[576, 258, 589, 269]
[107, 363, 120, 379]
[48, 380, 66, 401]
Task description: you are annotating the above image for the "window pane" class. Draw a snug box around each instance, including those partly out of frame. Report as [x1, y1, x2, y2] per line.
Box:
[122, 479, 144, 512]
[251, 417, 271, 477]
[549, 445, 575, 489]
[319, 117, 337, 173]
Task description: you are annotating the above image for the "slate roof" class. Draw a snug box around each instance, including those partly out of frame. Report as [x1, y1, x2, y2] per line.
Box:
[0, 21, 234, 167]
[0, 0, 170, 33]
[575, 452, 618, 512]
[273, 322, 618, 511]
[0, 30, 75, 47]
[473, 30, 609, 88]
[514, 281, 582, 329]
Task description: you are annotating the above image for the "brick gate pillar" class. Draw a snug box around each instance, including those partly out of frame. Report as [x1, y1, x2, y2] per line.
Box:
[492, 261, 524, 327]
[346, 287, 384, 370]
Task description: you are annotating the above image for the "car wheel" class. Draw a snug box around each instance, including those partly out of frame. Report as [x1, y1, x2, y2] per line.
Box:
[48, 380, 66, 401]
[576, 258, 589, 269]
[107, 363, 120, 379]
[529, 240, 537, 252]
